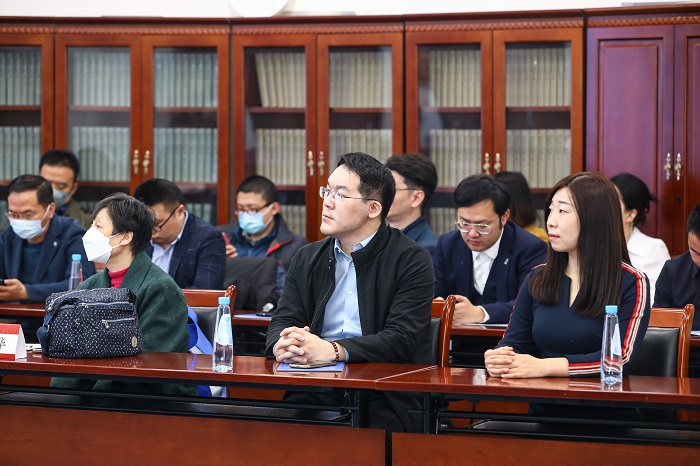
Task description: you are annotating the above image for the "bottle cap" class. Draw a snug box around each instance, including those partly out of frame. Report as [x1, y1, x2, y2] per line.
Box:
[219, 297, 230, 305]
[605, 305, 618, 314]
[72, 254, 81, 261]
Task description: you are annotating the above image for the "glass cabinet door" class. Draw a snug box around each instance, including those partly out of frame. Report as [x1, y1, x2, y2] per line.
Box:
[405, 32, 491, 236]
[0, 35, 53, 219]
[145, 40, 228, 225]
[233, 35, 314, 240]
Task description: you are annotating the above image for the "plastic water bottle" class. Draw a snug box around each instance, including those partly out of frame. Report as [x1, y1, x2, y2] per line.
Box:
[601, 305, 623, 385]
[68, 254, 83, 290]
[213, 296, 233, 372]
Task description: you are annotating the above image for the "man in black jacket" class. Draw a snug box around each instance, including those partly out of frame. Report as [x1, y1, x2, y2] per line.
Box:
[266, 152, 435, 432]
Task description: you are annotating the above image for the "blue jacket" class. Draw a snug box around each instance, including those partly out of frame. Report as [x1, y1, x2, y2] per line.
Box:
[0, 215, 95, 303]
[654, 251, 700, 330]
[146, 212, 226, 290]
[402, 214, 438, 256]
[433, 221, 547, 324]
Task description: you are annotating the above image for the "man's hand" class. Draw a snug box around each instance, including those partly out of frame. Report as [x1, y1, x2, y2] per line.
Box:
[452, 294, 486, 324]
[225, 244, 238, 258]
[0, 278, 29, 302]
[273, 326, 339, 364]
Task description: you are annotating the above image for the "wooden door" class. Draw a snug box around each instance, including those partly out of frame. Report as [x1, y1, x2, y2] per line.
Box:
[55, 33, 142, 211]
[674, 24, 700, 254]
[586, 25, 675, 249]
[232, 31, 316, 241]
[142, 32, 230, 225]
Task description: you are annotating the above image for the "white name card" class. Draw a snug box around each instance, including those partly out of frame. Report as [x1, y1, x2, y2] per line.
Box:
[0, 324, 27, 360]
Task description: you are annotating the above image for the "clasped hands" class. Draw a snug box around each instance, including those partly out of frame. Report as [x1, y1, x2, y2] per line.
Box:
[485, 346, 567, 378]
[273, 326, 339, 364]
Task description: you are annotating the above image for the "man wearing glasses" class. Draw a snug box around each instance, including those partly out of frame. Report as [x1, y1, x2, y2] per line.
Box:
[133, 178, 225, 290]
[266, 152, 434, 432]
[0, 175, 94, 303]
[433, 174, 546, 325]
[218, 175, 306, 291]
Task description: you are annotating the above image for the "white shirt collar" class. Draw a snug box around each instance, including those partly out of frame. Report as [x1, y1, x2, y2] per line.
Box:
[471, 226, 504, 263]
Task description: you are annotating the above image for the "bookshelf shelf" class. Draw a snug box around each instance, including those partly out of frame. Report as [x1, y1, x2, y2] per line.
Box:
[248, 107, 305, 114]
[329, 107, 392, 114]
[68, 106, 130, 113]
[0, 105, 41, 111]
[506, 106, 571, 113]
[422, 107, 482, 114]
[154, 107, 218, 113]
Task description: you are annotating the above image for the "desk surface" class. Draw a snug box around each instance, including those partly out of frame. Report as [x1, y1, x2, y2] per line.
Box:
[375, 366, 700, 406]
[0, 351, 434, 390]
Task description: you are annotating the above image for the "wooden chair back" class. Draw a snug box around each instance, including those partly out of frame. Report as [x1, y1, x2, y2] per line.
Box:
[182, 285, 237, 308]
[648, 305, 695, 377]
[431, 296, 456, 367]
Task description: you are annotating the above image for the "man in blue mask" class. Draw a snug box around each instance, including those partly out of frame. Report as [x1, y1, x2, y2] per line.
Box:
[219, 175, 307, 291]
[39, 149, 92, 229]
[0, 175, 94, 304]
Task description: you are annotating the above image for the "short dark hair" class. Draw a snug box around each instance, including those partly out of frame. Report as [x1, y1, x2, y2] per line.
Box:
[385, 153, 438, 211]
[530, 172, 629, 320]
[132, 178, 185, 209]
[687, 203, 700, 238]
[92, 193, 155, 255]
[236, 175, 279, 204]
[8, 175, 54, 207]
[453, 174, 510, 216]
[493, 171, 537, 227]
[337, 152, 395, 222]
[39, 149, 81, 181]
[610, 172, 656, 228]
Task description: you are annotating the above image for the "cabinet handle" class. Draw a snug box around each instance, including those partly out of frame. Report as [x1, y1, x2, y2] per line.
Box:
[494, 153, 501, 173]
[143, 150, 151, 175]
[663, 153, 672, 181]
[132, 150, 140, 175]
[318, 151, 325, 177]
[674, 153, 683, 181]
[307, 151, 315, 177]
[483, 153, 491, 175]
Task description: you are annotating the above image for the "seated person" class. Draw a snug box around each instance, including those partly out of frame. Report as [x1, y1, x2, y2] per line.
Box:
[485, 173, 649, 417]
[51, 192, 195, 396]
[654, 202, 700, 330]
[384, 153, 439, 255]
[133, 178, 225, 290]
[433, 174, 547, 325]
[219, 175, 306, 290]
[611, 173, 670, 303]
[493, 171, 548, 242]
[39, 149, 93, 229]
[266, 152, 434, 432]
[0, 175, 94, 303]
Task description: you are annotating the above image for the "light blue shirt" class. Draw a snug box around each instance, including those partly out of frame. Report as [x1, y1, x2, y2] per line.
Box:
[321, 230, 378, 352]
[151, 211, 188, 274]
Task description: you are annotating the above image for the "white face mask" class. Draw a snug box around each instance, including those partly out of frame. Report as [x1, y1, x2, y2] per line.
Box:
[9, 207, 50, 240]
[82, 227, 121, 264]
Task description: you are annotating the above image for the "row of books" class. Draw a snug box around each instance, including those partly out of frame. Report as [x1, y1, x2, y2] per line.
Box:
[329, 129, 392, 165]
[254, 52, 306, 108]
[1, 126, 41, 181]
[71, 51, 131, 107]
[329, 51, 392, 108]
[154, 52, 219, 108]
[0, 51, 42, 106]
[71, 126, 131, 181]
[426, 49, 482, 108]
[278, 204, 306, 238]
[506, 129, 572, 189]
[254, 129, 306, 185]
[428, 129, 483, 187]
[153, 127, 219, 184]
[505, 46, 571, 107]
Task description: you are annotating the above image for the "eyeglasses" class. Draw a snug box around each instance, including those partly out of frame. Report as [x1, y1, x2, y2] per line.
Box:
[234, 203, 271, 215]
[153, 205, 179, 232]
[454, 220, 493, 235]
[6, 209, 46, 221]
[319, 186, 378, 203]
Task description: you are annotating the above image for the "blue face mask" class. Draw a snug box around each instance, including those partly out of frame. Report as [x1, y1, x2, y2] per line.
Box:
[52, 189, 71, 208]
[239, 204, 273, 236]
[9, 207, 50, 240]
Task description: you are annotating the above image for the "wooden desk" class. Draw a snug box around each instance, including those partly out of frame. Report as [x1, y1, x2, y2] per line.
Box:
[0, 302, 44, 317]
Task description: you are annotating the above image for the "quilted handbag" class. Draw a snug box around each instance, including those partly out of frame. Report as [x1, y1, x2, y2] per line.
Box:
[37, 288, 143, 358]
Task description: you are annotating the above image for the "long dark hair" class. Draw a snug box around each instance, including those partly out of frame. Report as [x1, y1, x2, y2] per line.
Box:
[529, 172, 630, 319]
[493, 171, 537, 227]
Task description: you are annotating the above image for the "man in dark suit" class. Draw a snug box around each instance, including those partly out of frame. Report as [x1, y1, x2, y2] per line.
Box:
[434, 174, 547, 325]
[654, 202, 700, 330]
[0, 175, 95, 303]
[133, 178, 225, 290]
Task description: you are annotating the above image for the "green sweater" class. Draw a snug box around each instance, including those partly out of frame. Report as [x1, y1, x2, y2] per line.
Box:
[51, 251, 196, 396]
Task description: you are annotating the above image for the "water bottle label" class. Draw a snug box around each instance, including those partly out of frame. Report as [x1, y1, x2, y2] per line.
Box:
[216, 314, 232, 345]
[612, 324, 621, 355]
